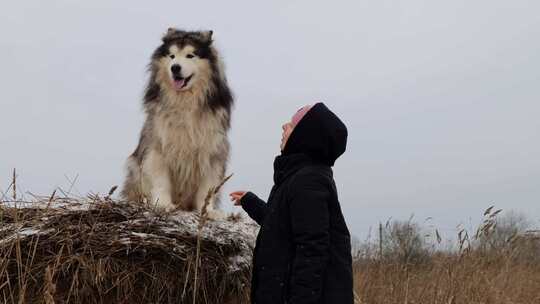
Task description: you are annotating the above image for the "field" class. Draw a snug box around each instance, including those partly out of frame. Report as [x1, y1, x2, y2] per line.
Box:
[352, 210, 540, 304]
[354, 249, 540, 304]
[1, 179, 539, 303]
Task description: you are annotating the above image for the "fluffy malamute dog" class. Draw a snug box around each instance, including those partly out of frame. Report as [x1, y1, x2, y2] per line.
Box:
[122, 28, 233, 219]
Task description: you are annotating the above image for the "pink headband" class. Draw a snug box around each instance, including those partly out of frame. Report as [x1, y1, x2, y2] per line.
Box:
[291, 104, 314, 127]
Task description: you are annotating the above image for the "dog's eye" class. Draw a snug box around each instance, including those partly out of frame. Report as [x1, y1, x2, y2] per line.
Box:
[186, 54, 195, 59]
[169, 54, 175, 59]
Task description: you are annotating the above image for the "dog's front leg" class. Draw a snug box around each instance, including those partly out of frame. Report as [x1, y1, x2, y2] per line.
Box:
[143, 150, 175, 212]
[195, 167, 226, 220]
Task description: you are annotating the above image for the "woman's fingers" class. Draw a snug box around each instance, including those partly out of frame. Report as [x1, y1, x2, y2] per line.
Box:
[229, 191, 246, 198]
[230, 191, 246, 196]
[229, 191, 247, 206]
[231, 195, 242, 206]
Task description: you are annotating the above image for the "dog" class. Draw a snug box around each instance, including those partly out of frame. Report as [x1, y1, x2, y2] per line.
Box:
[122, 28, 233, 219]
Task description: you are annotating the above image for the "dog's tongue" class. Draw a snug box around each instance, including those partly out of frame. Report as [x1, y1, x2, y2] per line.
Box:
[174, 79, 185, 90]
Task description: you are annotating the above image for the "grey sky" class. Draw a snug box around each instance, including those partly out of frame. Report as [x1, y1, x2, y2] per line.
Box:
[1, 0, 539, 239]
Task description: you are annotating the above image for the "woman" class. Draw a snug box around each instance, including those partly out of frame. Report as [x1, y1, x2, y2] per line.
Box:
[230, 103, 353, 304]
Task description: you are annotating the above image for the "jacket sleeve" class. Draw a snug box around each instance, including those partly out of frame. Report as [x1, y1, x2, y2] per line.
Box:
[240, 191, 268, 225]
[288, 172, 331, 304]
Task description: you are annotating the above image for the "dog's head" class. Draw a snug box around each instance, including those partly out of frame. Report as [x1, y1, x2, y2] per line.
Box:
[151, 28, 216, 92]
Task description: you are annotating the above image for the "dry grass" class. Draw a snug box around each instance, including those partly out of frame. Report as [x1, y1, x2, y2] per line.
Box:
[353, 208, 540, 304]
[354, 252, 540, 304]
[0, 179, 256, 304]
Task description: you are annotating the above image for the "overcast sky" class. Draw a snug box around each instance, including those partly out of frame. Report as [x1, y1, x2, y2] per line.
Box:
[1, 0, 539, 239]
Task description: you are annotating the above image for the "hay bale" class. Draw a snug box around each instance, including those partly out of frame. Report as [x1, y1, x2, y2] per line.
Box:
[0, 195, 257, 304]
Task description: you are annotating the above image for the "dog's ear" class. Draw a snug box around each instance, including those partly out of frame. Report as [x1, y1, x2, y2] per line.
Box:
[162, 27, 185, 43]
[201, 30, 213, 44]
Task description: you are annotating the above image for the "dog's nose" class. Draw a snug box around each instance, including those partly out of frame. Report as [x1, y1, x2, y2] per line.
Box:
[171, 64, 181, 74]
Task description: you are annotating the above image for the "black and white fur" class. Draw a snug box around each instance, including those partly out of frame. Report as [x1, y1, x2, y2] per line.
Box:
[122, 28, 233, 219]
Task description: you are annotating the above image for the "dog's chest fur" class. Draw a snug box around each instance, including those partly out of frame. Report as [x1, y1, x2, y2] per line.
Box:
[152, 95, 227, 171]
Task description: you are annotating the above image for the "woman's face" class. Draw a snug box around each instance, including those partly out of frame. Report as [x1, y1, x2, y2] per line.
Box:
[280, 121, 294, 151]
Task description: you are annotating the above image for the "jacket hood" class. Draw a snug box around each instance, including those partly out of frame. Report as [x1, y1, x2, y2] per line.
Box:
[282, 103, 348, 166]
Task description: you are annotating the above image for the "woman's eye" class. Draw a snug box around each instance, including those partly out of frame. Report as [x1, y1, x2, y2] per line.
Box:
[169, 54, 175, 59]
[186, 54, 195, 59]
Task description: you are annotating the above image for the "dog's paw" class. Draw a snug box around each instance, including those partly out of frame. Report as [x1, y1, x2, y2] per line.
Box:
[204, 209, 226, 221]
[152, 200, 177, 213]
[227, 212, 243, 223]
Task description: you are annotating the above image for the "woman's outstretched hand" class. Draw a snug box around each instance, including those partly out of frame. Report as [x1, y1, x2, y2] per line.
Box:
[229, 191, 247, 206]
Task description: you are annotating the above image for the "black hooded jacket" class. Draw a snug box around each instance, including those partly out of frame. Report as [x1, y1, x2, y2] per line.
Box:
[241, 103, 353, 304]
